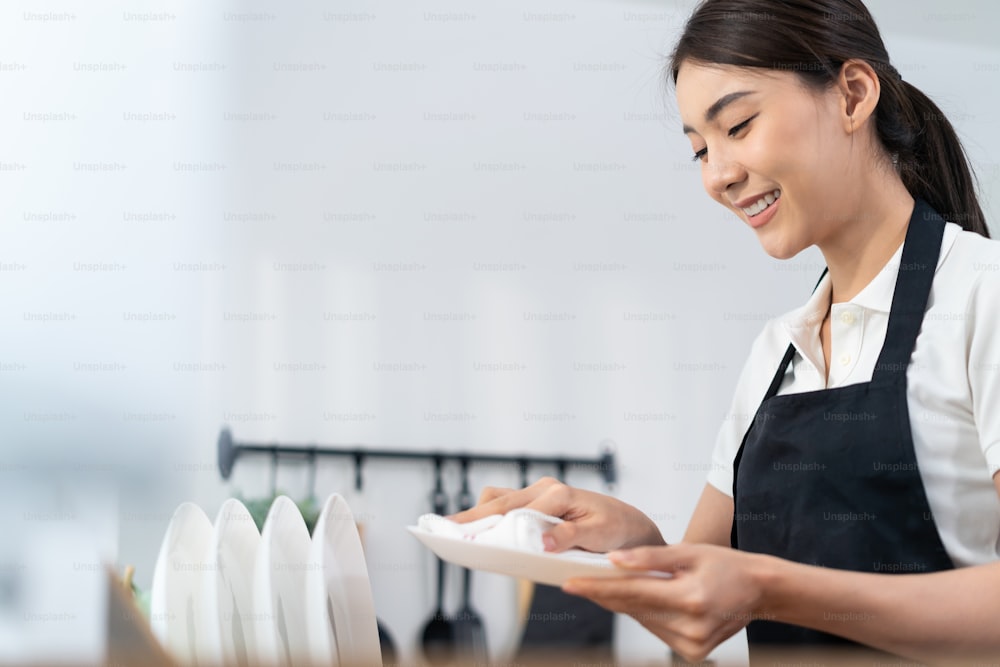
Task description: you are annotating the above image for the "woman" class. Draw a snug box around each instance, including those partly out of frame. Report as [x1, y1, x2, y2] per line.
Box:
[454, 0, 1000, 662]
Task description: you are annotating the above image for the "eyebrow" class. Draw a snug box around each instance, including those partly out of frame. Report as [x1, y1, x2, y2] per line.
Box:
[682, 90, 757, 134]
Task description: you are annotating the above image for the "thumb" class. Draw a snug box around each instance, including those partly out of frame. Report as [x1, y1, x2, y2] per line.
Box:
[609, 544, 694, 574]
[541, 521, 581, 553]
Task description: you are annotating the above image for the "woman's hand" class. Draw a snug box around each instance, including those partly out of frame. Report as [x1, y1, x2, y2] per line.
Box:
[562, 543, 772, 662]
[448, 476, 665, 553]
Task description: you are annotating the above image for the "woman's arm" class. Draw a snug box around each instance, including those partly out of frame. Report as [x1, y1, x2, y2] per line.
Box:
[565, 541, 1000, 663]
[765, 472, 1000, 660]
[682, 483, 733, 546]
[763, 472, 1000, 660]
[758, 551, 1000, 662]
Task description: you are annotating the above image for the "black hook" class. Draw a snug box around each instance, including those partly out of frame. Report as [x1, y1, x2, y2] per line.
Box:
[269, 449, 278, 497]
[307, 449, 317, 500]
[458, 457, 473, 511]
[354, 452, 365, 492]
[217, 428, 236, 479]
[518, 458, 529, 488]
[600, 446, 617, 488]
[431, 456, 448, 515]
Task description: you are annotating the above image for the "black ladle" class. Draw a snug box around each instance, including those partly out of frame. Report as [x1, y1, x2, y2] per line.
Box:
[421, 458, 456, 665]
[453, 458, 488, 662]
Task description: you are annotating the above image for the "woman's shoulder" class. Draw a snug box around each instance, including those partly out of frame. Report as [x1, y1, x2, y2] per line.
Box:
[937, 223, 1000, 294]
[932, 224, 1000, 326]
[944, 223, 1000, 266]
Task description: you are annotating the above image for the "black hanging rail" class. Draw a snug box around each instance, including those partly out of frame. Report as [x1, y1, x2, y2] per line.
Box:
[217, 427, 617, 488]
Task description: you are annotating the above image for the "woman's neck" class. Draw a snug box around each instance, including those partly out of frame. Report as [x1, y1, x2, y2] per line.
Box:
[818, 179, 915, 305]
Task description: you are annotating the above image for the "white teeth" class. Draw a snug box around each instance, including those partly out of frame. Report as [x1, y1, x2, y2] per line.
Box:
[742, 189, 781, 217]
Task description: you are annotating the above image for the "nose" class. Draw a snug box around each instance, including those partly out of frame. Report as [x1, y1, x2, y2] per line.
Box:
[702, 151, 747, 198]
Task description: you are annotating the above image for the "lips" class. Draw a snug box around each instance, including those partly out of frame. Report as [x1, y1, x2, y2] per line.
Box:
[735, 189, 781, 217]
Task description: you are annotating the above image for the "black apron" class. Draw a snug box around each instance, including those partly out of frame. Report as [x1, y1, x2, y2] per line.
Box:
[731, 199, 955, 652]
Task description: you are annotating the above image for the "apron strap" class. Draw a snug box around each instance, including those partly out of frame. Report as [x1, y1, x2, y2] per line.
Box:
[735, 264, 829, 550]
[872, 200, 946, 382]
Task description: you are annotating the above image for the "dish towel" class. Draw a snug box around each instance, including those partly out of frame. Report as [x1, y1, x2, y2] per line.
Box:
[417, 509, 607, 561]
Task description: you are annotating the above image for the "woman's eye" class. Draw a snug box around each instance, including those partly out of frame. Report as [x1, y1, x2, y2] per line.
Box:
[690, 114, 757, 162]
[728, 113, 758, 137]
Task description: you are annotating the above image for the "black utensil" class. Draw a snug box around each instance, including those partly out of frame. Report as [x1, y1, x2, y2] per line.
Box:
[377, 620, 398, 666]
[453, 458, 488, 662]
[421, 458, 456, 665]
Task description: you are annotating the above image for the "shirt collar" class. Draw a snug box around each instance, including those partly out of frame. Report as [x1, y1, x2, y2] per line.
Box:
[851, 221, 960, 313]
[779, 270, 832, 373]
[778, 222, 960, 368]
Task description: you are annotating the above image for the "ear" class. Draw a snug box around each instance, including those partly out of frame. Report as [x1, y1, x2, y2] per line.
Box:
[836, 59, 881, 134]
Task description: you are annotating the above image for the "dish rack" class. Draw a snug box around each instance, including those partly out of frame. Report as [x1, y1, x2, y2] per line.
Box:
[144, 428, 619, 667]
[149, 492, 379, 667]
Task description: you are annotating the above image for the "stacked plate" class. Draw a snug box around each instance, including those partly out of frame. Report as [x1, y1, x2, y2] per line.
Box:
[149, 494, 381, 667]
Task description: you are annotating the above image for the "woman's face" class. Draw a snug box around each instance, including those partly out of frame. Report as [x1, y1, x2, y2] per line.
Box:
[676, 61, 857, 260]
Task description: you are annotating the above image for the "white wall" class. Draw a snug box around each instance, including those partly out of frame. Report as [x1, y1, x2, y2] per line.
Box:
[2, 0, 998, 664]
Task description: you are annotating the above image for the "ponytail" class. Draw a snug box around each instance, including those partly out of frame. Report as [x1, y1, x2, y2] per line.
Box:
[876, 76, 989, 237]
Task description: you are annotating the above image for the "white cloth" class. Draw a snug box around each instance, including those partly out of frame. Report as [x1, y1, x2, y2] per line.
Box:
[418, 509, 603, 559]
[708, 222, 1000, 567]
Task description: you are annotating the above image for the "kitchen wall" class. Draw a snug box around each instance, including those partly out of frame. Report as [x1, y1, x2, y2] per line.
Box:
[3, 0, 999, 664]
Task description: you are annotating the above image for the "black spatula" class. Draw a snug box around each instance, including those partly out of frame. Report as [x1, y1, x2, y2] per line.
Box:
[453, 458, 488, 663]
[421, 458, 456, 665]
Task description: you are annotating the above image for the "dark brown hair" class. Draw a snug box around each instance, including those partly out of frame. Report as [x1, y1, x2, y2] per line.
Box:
[669, 0, 990, 237]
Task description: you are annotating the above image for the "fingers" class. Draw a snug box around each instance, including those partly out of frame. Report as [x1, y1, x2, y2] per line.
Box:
[478, 486, 513, 505]
[562, 574, 684, 614]
[562, 571, 718, 623]
[634, 620, 710, 664]
[447, 486, 513, 522]
[562, 577, 700, 649]
[608, 544, 695, 574]
[563, 575, 727, 663]
[539, 519, 579, 553]
[517, 480, 577, 520]
[637, 609, 743, 664]
[449, 478, 658, 555]
[540, 512, 618, 553]
[449, 477, 563, 523]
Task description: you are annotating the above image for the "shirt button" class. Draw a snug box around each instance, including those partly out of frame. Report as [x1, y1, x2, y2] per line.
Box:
[840, 311, 856, 326]
[839, 354, 852, 366]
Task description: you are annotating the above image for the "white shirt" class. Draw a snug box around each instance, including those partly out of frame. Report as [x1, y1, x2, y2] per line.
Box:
[708, 222, 1000, 567]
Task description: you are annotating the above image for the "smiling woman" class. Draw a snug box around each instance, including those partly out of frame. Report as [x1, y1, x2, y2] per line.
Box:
[672, 0, 988, 239]
[452, 0, 1000, 663]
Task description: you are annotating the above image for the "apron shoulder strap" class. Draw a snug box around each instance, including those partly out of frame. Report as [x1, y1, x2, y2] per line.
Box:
[872, 200, 946, 382]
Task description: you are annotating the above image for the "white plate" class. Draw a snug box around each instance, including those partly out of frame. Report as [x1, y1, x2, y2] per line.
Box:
[149, 502, 214, 665]
[407, 526, 666, 587]
[202, 498, 261, 667]
[305, 493, 381, 667]
[254, 496, 313, 667]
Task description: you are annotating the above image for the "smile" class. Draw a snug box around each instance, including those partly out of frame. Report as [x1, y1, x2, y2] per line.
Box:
[742, 190, 781, 217]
